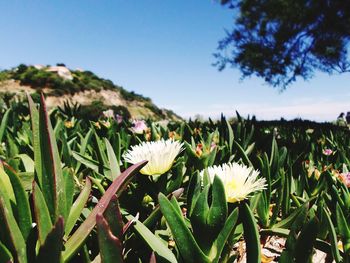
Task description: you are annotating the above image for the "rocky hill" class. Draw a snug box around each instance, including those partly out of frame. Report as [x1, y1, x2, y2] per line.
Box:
[0, 64, 181, 121]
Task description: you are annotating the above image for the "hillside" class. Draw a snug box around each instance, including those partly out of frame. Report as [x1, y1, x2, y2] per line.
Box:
[0, 64, 181, 121]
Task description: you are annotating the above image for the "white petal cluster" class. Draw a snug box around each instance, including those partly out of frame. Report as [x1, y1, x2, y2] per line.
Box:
[124, 139, 183, 176]
[201, 163, 266, 203]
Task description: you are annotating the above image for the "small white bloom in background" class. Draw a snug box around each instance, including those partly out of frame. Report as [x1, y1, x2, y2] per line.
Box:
[306, 128, 314, 134]
[103, 109, 114, 119]
[131, 120, 148, 134]
[124, 139, 183, 176]
[200, 163, 266, 203]
[264, 129, 271, 134]
[273, 127, 278, 137]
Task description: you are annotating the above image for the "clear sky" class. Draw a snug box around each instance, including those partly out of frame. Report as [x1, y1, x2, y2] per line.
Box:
[1, 0, 349, 121]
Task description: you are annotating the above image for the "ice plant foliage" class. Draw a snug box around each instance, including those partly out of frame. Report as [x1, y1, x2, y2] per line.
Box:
[124, 139, 183, 175]
[2, 94, 350, 261]
[201, 163, 266, 203]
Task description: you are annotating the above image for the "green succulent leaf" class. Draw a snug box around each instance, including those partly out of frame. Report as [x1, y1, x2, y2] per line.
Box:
[187, 172, 202, 217]
[158, 193, 209, 263]
[62, 161, 147, 262]
[232, 139, 253, 167]
[0, 109, 10, 143]
[125, 213, 177, 263]
[74, 128, 93, 173]
[209, 208, 239, 262]
[36, 217, 64, 263]
[32, 181, 53, 245]
[272, 202, 308, 229]
[190, 185, 211, 252]
[96, 214, 123, 263]
[336, 204, 350, 256]
[28, 94, 66, 222]
[323, 207, 342, 263]
[207, 175, 228, 236]
[226, 119, 234, 153]
[63, 168, 75, 224]
[16, 154, 34, 173]
[143, 188, 184, 229]
[0, 166, 15, 204]
[0, 241, 13, 263]
[105, 138, 121, 181]
[240, 202, 261, 263]
[103, 196, 123, 240]
[0, 196, 27, 263]
[3, 164, 32, 241]
[294, 217, 319, 263]
[65, 177, 92, 237]
[72, 151, 110, 174]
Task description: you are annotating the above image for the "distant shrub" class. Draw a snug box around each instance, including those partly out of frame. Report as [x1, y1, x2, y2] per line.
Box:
[0, 70, 10, 82]
[144, 102, 165, 118]
[119, 88, 150, 102]
[13, 66, 58, 89]
[16, 64, 28, 74]
[60, 80, 80, 94]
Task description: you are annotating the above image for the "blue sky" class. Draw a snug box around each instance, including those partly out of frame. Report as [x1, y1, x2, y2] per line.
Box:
[1, 0, 349, 121]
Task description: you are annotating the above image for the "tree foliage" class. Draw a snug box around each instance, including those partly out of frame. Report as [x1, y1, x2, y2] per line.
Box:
[215, 0, 350, 88]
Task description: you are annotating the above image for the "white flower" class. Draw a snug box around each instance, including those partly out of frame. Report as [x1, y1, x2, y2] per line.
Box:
[200, 163, 266, 203]
[264, 129, 271, 134]
[103, 109, 114, 119]
[123, 139, 183, 176]
[306, 128, 314, 134]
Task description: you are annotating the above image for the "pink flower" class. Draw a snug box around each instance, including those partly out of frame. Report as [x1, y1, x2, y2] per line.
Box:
[195, 143, 203, 157]
[323, 149, 333, 156]
[339, 172, 350, 187]
[131, 120, 148, 134]
[210, 142, 217, 152]
[116, 114, 123, 124]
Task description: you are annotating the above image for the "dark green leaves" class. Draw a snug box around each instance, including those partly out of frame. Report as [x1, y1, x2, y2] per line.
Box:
[3, 164, 32, 241]
[28, 94, 66, 222]
[159, 193, 209, 263]
[239, 202, 261, 263]
[62, 160, 147, 261]
[0, 196, 27, 263]
[36, 217, 64, 263]
[125, 213, 177, 263]
[96, 214, 123, 263]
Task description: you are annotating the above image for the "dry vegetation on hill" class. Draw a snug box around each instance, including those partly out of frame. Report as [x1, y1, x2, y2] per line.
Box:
[0, 64, 181, 121]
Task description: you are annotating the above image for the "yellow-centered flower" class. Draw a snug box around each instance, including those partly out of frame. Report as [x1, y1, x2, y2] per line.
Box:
[201, 163, 266, 203]
[123, 139, 183, 176]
